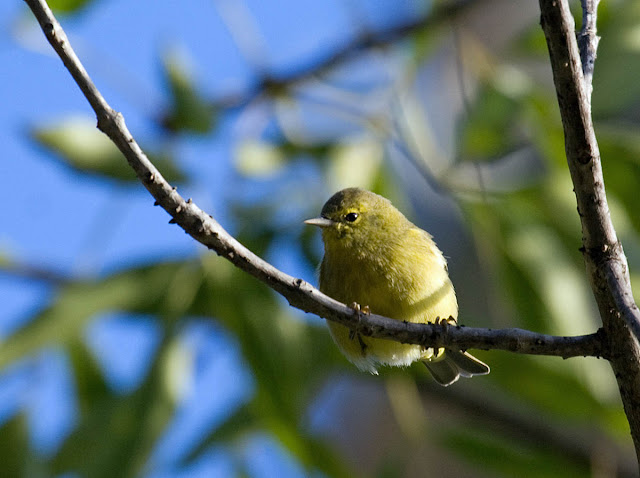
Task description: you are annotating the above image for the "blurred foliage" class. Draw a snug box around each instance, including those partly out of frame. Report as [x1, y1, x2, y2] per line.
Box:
[32, 116, 186, 183]
[48, 0, 92, 14]
[443, 426, 590, 478]
[5, 0, 640, 477]
[160, 51, 217, 134]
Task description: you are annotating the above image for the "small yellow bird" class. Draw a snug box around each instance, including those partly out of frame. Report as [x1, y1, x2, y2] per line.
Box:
[305, 187, 489, 386]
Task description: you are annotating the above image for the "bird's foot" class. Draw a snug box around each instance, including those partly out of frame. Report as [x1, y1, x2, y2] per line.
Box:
[431, 316, 457, 359]
[434, 316, 457, 327]
[348, 302, 370, 340]
[349, 302, 370, 354]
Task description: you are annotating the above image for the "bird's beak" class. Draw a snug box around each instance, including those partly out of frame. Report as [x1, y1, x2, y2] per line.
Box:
[304, 216, 335, 228]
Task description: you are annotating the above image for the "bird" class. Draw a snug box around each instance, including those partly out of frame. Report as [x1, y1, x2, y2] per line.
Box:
[305, 187, 489, 386]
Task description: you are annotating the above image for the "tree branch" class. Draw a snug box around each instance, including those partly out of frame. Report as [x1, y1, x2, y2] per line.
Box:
[211, 0, 481, 109]
[23, 0, 609, 363]
[577, 0, 600, 100]
[0, 261, 71, 285]
[539, 0, 640, 464]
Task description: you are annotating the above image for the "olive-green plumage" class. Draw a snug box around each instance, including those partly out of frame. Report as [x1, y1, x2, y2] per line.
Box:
[305, 187, 489, 386]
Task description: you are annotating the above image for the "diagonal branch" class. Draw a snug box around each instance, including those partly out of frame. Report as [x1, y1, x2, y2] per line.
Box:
[539, 0, 640, 464]
[23, 0, 607, 361]
[212, 0, 481, 109]
[0, 261, 71, 285]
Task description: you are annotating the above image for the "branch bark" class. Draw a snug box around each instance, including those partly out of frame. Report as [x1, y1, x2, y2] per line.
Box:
[539, 0, 640, 465]
[23, 0, 608, 361]
[577, 0, 600, 100]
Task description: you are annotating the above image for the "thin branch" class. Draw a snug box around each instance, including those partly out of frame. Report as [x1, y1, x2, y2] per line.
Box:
[23, 0, 608, 362]
[0, 261, 72, 285]
[212, 0, 482, 109]
[577, 0, 600, 100]
[539, 0, 640, 464]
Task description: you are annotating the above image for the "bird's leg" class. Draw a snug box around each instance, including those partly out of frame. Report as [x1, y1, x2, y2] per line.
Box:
[431, 316, 457, 359]
[349, 302, 370, 354]
[348, 302, 367, 340]
[357, 334, 368, 355]
[349, 302, 361, 340]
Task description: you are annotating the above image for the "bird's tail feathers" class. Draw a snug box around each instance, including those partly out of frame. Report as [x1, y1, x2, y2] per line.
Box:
[422, 350, 489, 387]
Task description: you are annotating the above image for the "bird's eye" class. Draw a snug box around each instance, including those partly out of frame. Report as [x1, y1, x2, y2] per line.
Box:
[344, 212, 359, 222]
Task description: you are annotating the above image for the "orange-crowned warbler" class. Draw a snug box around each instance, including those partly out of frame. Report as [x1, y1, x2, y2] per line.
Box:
[305, 187, 489, 386]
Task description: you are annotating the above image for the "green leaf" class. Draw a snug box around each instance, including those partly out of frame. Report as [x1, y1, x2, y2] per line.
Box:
[512, 22, 549, 57]
[181, 404, 257, 463]
[458, 83, 522, 159]
[597, 125, 640, 235]
[31, 116, 185, 182]
[444, 425, 590, 478]
[51, 338, 175, 478]
[233, 138, 334, 178]
[161, 52, 216, 134]
[67, 339, 110, 406]
[235, 140, 286, 177]
[0, 262, 185, 369]
[48, 0, 93, 14]
[182, 256, 353, 475]
[591, 3, 640, 116]
[0, 415, 31, 477]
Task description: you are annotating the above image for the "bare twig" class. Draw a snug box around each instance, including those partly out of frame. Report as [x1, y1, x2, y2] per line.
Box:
[211, 0, 481, 109]
[539, 0, 640, 464]
[23, 0, 609, 361]
[577, 0, 600, 100]
[0, 261, 71, 284]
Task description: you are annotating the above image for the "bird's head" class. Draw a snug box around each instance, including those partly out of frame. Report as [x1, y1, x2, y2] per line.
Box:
[305, 188, 409, 250]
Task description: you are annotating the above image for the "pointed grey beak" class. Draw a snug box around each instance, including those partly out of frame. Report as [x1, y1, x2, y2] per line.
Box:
[304, 217, 335, 228]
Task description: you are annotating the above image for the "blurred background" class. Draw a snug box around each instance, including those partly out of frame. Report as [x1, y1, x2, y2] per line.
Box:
[2, 0, 640, 476]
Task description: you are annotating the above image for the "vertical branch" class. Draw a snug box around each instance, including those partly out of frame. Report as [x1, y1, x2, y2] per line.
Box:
[539, 0, 640, 466]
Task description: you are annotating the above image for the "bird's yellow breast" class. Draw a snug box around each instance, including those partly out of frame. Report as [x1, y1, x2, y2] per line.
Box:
[319, 227, 458, 372]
